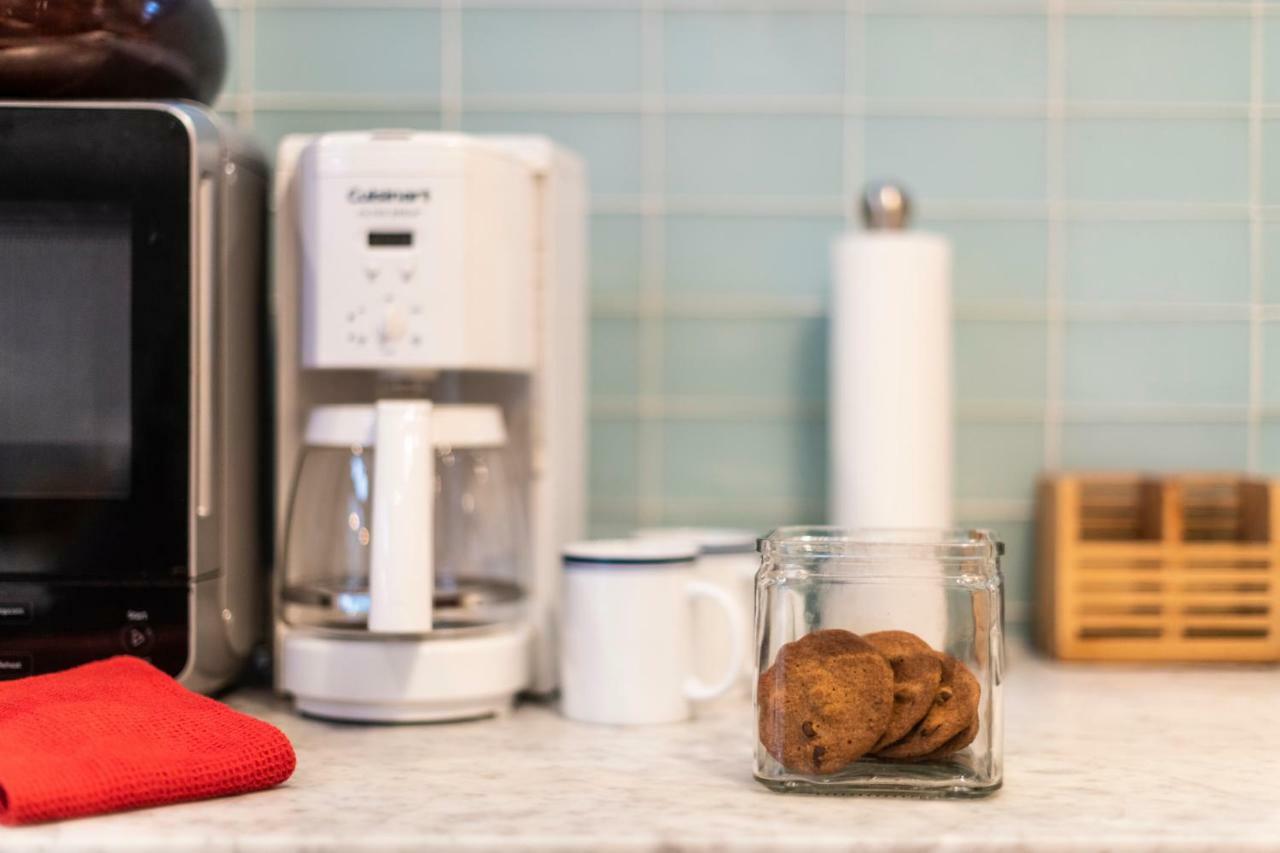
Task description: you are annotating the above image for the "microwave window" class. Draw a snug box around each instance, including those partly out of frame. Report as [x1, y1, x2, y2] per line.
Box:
[0, 203, 132, 498]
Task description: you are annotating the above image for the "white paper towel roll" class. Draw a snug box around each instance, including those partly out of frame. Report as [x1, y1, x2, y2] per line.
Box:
[829, 231, 953, 530]
[827, 228, 953, 646]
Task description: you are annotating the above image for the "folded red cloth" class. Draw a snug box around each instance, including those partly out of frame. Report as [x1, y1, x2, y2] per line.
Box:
[0, 656, 296, 825]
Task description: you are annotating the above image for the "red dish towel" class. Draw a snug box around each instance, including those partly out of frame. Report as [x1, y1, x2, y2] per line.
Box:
[0, 656, 296, 825]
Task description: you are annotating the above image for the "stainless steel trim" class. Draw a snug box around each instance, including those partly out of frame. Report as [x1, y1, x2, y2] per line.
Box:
[195, 175, 216, 518]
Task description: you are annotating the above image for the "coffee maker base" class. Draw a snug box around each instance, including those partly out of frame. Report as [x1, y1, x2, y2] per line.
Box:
[280, 623, 531, 723]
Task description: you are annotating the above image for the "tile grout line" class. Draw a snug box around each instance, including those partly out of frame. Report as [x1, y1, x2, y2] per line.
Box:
[1248, 0, 1264, 472]
[636, 0, 667, 528]
[441, 0, 463, 130]
[1043, 0, 1066, 470]
[589, 398, 1278, 423]
[215, 0, 1269, 16]
[590, 196, 1277, 220]
[214, 90, 1280, 120]
[587, 497, 1036, 525]
[591, 296, 1279, 323]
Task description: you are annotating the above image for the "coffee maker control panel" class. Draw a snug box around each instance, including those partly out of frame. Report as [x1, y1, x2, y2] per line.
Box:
[345, 224, 429, 351]
[301, 170, 458, 366]
[298, 133, 536, 371]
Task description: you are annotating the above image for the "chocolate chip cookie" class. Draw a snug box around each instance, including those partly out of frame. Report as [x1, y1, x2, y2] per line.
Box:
[916, 714, 979, 762]
[873, 653, 980, 760]
[864, 630, 943, 750]
[758, 630, 894, 775]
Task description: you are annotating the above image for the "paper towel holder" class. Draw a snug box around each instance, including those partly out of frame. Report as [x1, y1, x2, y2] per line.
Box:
[861, 181, 912, 231]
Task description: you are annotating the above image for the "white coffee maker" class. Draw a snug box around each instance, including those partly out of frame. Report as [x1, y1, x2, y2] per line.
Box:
[273, 131, 586, 721]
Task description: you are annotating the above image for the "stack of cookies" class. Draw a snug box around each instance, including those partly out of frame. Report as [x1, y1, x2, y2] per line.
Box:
[757, 629, 980, 775]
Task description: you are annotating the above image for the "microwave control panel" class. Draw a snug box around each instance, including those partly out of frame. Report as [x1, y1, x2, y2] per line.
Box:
[0, 581, 188, 680]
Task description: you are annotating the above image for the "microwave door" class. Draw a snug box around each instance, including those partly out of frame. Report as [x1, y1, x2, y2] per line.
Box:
[0, 105, 192, 677]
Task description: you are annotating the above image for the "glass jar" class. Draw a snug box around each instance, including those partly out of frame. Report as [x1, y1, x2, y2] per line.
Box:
[754, 527, 1003, 798]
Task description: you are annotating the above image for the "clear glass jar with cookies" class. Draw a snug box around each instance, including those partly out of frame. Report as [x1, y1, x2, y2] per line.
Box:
[754, 528, 1003, 797]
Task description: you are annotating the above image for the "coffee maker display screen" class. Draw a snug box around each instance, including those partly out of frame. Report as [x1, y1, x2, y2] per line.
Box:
[368, 231, 413, 248]
[0, 203, 132, 499]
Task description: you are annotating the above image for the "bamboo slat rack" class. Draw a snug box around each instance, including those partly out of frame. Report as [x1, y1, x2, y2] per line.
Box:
[1037, 473, 1280, 662]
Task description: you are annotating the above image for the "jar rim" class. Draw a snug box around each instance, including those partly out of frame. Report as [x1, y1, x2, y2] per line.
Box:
[757, 527, 1003, 564]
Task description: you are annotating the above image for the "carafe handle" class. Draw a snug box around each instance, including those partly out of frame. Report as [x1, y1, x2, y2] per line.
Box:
[368, 399, 434, 633]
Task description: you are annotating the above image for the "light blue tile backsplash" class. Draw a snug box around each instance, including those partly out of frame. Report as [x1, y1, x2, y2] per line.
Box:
[1065, 222, 1251, 304]
[1064, 119, 1249, 203]
[591, 215, 644, 296]
[663, 318, 827, 401]
[865, 16, 1047, 102]
[1260, 423, 1280, 472]
[1262, 121, 1280, 204]
[1064, 323, 1250, 406]
[664, 12, 845, 96]
[590, 319, 640, 398]
[955, 323, 1047, 404]
[1262, 16, 1280, 102]
[589, 420, 638, 504]
[664, 216, 841, 297]
[221, 2, 1280, 623]
[462, 10, 643, 96]
[1062, 424, 1251, 471]
[217, 8, 240, 95]
[1261, 323, 1280, 405]
[461, 113, 645, 195]
[863, 118, 1047, 201]
[1066, 17, 1250, 104]
[662, 420, 826, 506]
[956, 424, 1044, 501]
[923, 220, 1048, 303]
[1265, 224, 1280, 302]
[665, 115, 845, 197]
[254, 8, 441, 95]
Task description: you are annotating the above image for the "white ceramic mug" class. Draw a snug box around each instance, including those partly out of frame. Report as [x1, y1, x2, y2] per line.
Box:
[559, 539, 747, 725]
[633, 527, 759, 694]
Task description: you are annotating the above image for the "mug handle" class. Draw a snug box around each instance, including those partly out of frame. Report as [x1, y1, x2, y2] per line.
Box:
[683, 579, 747, 703]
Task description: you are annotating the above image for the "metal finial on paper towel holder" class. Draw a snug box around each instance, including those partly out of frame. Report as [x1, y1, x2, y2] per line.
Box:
[860, 181, 912, 231]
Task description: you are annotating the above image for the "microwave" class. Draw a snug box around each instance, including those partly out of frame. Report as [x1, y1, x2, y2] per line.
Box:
[0, 102, 266, 692]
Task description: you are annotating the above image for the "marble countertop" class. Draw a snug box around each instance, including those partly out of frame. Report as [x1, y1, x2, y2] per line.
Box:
[4, 646, 1279, 852]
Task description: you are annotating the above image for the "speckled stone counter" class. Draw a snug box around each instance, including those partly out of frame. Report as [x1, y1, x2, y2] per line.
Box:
[4, 646, 1279, 852]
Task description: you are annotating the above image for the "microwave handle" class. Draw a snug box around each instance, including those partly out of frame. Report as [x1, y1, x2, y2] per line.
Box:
[367, 399, 435, 633]
[195, 175, 217, 518]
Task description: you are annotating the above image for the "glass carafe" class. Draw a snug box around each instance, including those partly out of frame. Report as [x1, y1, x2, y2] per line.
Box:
[282, 403, 526, 633]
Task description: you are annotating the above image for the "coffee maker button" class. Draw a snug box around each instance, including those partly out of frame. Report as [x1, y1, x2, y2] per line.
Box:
[119, 625, 154, 653]
[380, 307, 408, 343]
[364, 264, 381, 281]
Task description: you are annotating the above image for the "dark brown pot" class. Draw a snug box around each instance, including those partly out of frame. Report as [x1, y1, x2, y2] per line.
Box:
[0, 0, 226, 104]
